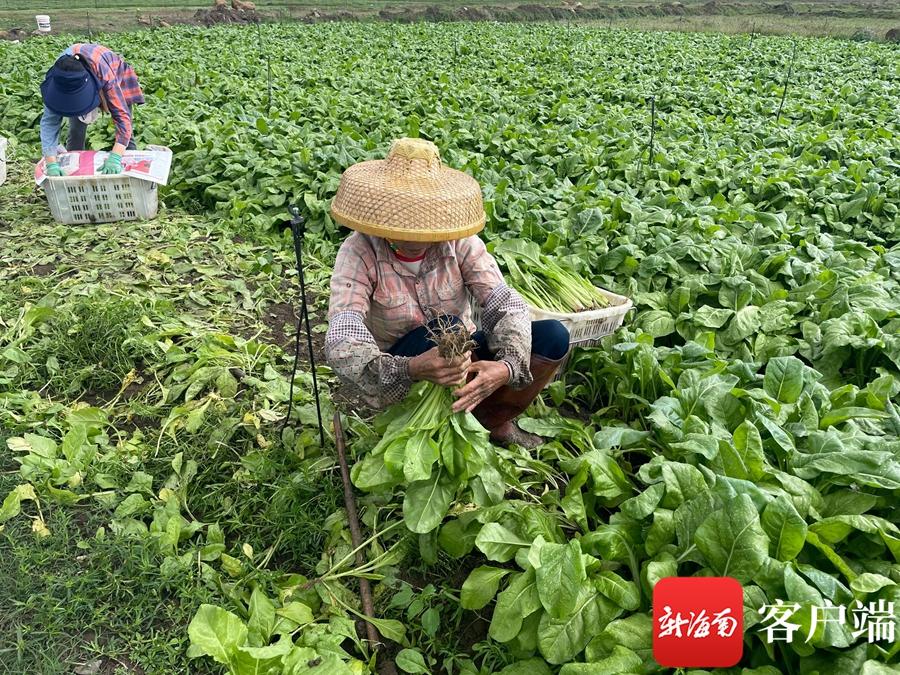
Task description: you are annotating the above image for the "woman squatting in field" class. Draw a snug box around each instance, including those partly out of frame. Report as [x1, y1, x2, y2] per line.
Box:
[324, 138, 570, 448]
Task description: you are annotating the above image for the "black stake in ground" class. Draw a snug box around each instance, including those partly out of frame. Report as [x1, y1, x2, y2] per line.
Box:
[648, 95, 656, 177]
[638, 94, 657, 181]
[776, 40, 799, 124]
[283, 205, 325, 446]
[266, 55, 272, 115]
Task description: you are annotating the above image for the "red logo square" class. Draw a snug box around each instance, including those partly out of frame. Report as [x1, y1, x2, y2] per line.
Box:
[653, 577, 743, 668]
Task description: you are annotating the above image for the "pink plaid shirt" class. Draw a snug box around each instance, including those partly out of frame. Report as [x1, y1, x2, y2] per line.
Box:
[326, 233, 532, 409]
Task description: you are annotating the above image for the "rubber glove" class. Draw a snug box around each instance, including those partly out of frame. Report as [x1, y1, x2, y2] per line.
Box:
[46, 161, 63, 177]
[100, 152, 123, 175]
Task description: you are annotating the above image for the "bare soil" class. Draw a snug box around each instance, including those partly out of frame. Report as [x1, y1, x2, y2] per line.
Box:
[2, 0, 898, 38]
[31, 263, 55, 276]
[193, 4, 261, 25]
[263, 300, 297, 351]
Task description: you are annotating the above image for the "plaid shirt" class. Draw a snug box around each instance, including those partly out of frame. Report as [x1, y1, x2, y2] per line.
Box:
[73, 44, 144, 148]
[326, 233, 533, 409]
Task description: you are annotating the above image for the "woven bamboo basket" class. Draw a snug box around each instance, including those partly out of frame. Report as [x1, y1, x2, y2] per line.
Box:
[470, 286, 632, 379]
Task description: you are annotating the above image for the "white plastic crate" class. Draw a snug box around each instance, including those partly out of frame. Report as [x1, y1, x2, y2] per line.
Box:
[44, 174, 159, 224]
[529, 287, 633, 348]
[470, 286, 633, 378]
[0, 136, 7, 186]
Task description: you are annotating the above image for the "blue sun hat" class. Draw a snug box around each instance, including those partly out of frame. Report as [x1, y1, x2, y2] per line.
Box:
[40, 55, 100, 117]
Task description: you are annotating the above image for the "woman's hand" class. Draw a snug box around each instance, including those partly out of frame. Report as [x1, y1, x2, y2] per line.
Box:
[451, 360, 510, 413]
[100, 152, 123, 175]
[409, 347, 471, 387]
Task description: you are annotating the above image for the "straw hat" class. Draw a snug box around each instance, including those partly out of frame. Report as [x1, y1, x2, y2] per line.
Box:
[330, 138, 485, 243]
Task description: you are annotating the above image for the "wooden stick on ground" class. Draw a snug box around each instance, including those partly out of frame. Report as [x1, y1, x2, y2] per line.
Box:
[332, 411, 381, 647]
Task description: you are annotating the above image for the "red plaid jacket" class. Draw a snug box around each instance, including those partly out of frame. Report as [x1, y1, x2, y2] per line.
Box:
[72, 44, 144, 148]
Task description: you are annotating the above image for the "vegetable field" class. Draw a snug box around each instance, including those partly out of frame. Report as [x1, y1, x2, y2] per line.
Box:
[2, 21, 899, 675]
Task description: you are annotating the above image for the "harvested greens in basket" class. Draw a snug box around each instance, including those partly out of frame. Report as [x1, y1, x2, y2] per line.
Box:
[491, 239, 609, 313]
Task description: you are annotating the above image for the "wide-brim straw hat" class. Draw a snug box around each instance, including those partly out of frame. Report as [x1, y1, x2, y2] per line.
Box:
[330, 138, 485, 243]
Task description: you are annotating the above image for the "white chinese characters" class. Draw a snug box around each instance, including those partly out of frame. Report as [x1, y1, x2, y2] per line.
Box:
[758, 600, 896, 644]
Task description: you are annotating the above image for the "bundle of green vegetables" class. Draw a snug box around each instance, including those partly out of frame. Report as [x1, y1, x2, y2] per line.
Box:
[351, 319, 506, 535]
[492, 239, 610, 313]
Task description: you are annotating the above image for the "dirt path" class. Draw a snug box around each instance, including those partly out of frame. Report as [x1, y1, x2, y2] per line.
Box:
[3, 0, 898, 39]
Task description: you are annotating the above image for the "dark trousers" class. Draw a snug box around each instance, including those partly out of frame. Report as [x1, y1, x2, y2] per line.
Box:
[388, 317, 569, 361]
[66, 106, 137, 152]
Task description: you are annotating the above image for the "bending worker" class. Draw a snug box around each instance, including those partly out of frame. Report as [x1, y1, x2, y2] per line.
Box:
[325, 137, 569, 448]
[39, 43, 144, 176]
